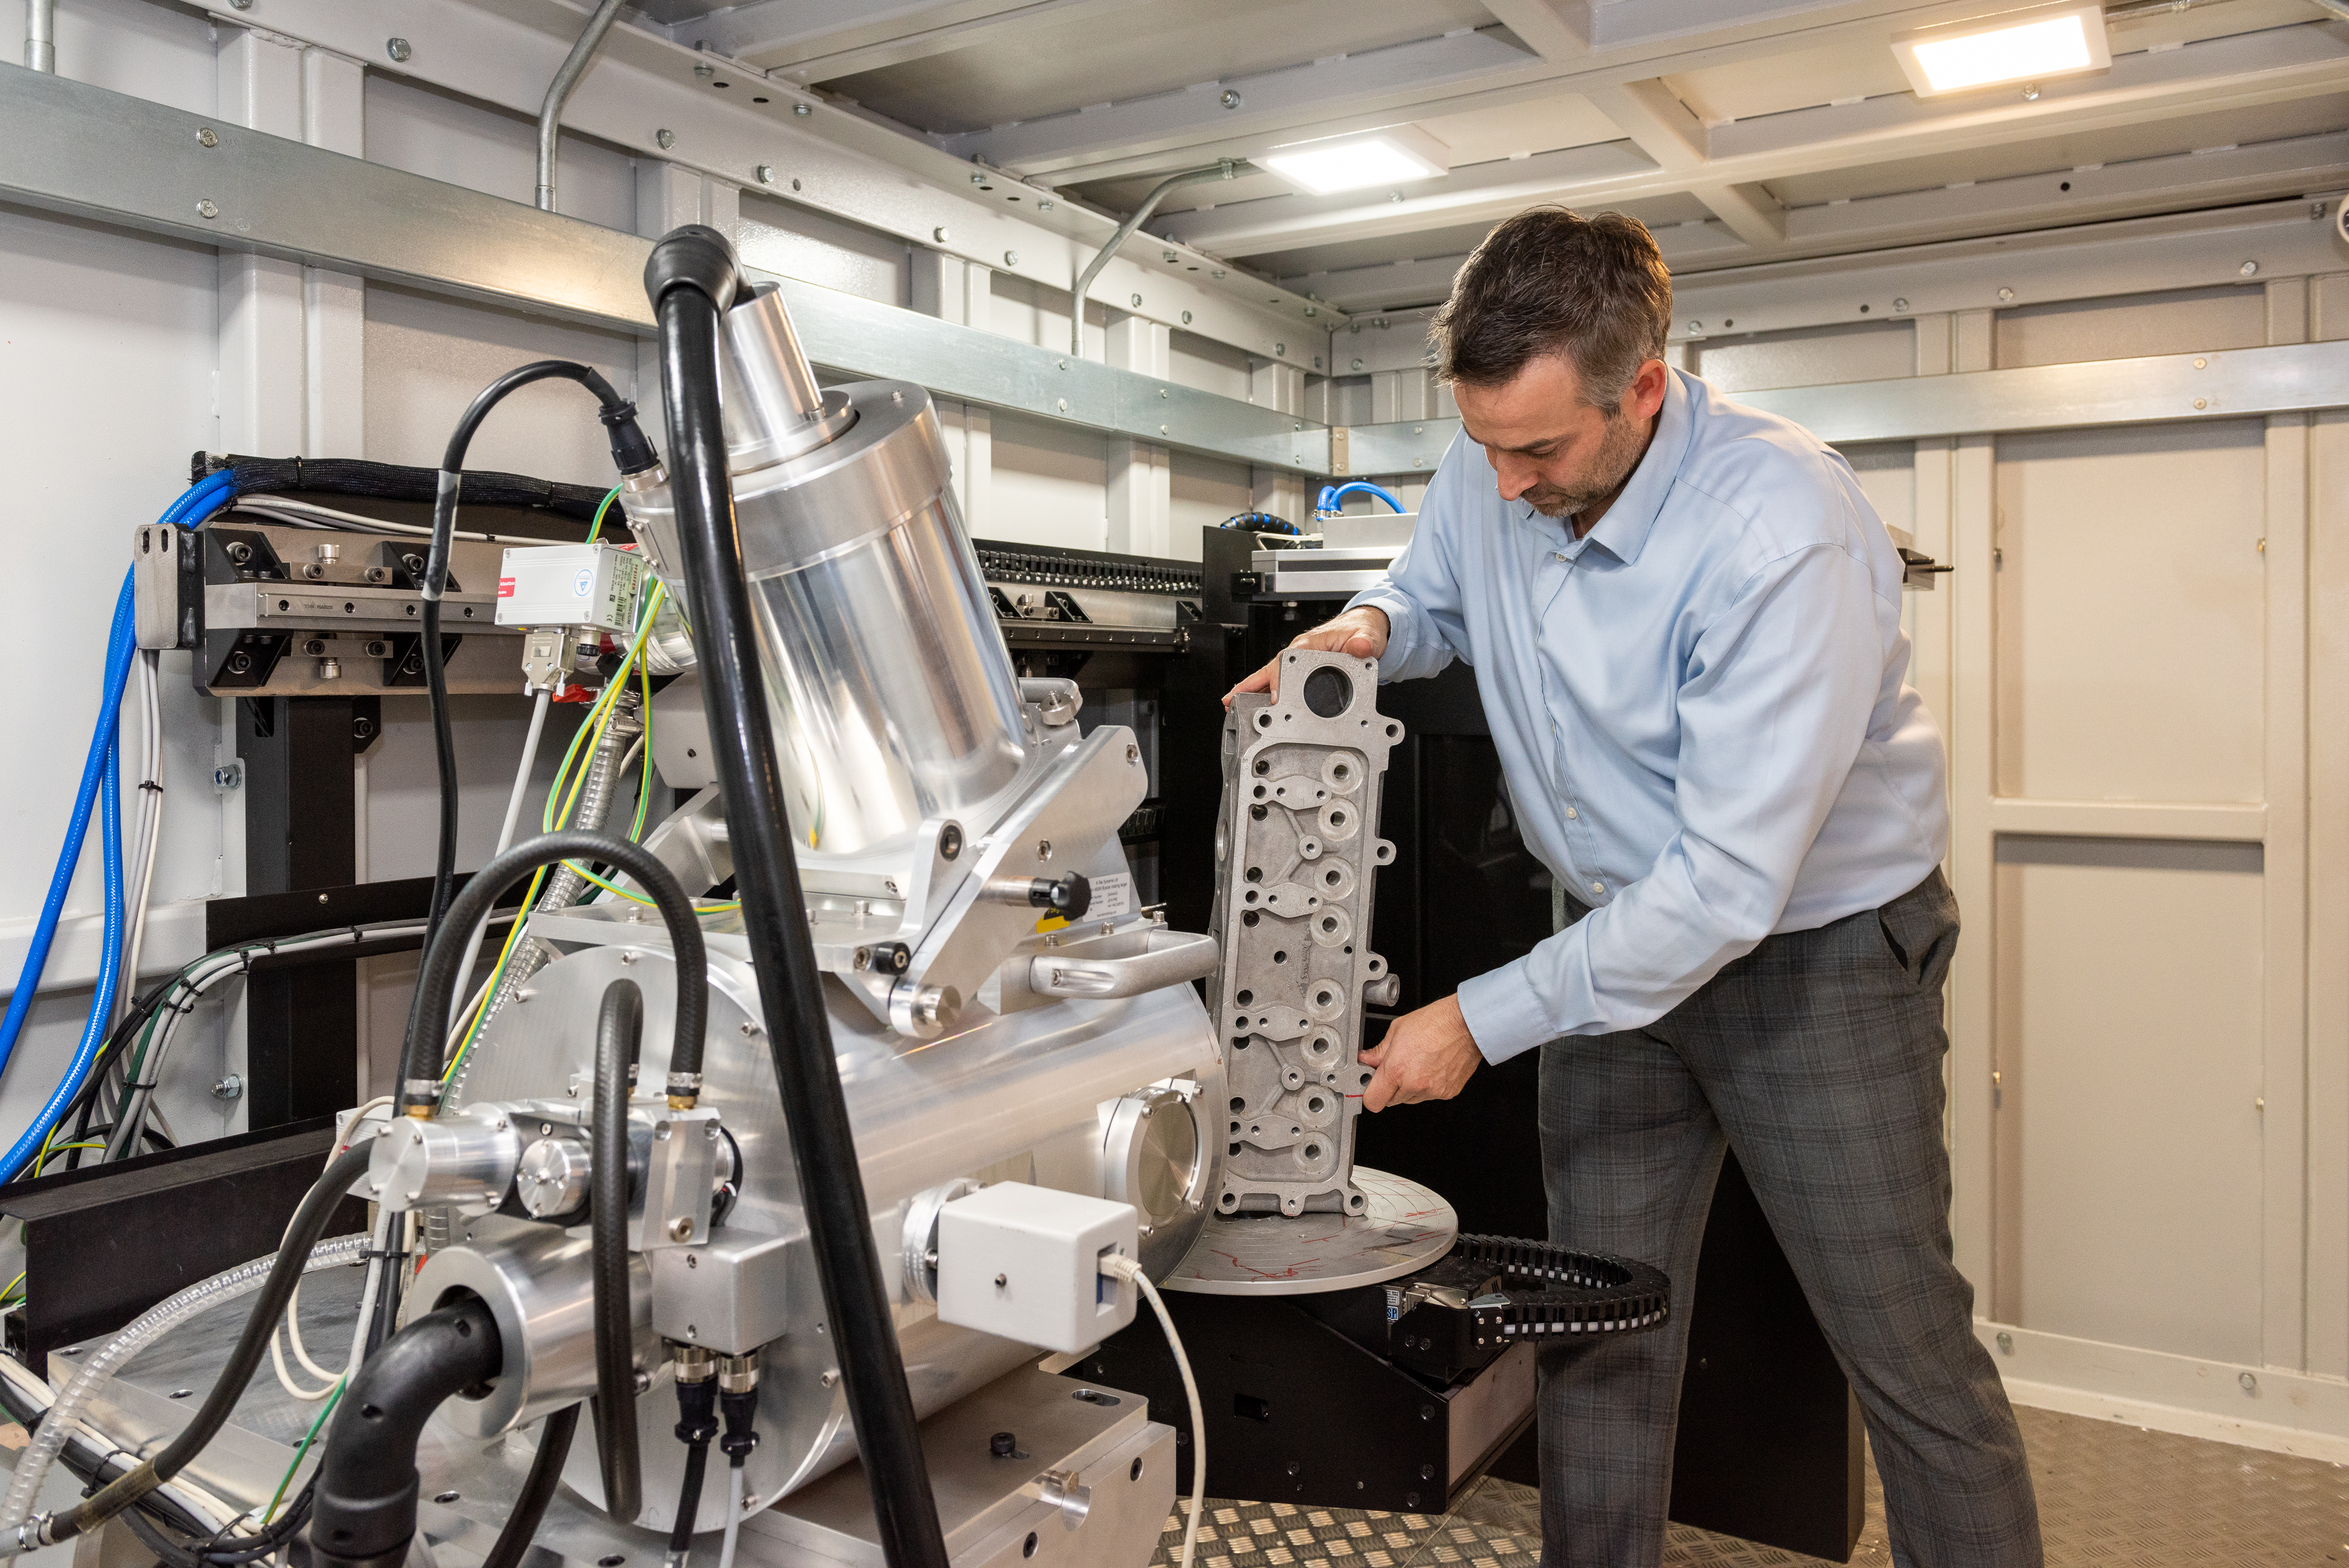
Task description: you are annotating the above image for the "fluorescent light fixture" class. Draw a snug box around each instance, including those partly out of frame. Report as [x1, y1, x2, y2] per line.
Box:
[1890, 2, 2111, 96]
[1262, 126, 1450, 195]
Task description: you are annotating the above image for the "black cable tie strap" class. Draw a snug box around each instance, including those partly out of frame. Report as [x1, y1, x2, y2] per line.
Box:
[1452, 1234, 1672, 1340]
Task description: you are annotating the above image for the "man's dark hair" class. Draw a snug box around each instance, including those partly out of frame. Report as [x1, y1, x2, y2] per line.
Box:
[1431, 207, 1674, 409]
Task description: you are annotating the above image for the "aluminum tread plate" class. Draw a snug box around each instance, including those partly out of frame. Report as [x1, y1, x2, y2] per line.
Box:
[1144, 1403, 2349, 1565]
[1162, 1167, 1456, 1296]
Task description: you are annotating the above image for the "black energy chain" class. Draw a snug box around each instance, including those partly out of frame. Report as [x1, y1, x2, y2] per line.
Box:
[1452, 1234, 1672, 1344]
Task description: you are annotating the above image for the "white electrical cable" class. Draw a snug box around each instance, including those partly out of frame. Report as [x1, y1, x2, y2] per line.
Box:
[113, 652, 164, 1030]
[717, 1471, 745, 1568]
[1101, 1254, 1203, 1568]
[228, 496, 532, 543]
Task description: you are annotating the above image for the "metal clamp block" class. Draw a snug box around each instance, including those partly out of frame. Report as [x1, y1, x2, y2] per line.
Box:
[634, 1106, 722, 1251]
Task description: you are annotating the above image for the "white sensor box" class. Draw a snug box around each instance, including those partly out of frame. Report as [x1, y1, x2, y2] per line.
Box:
[934, 1182, 1138, 1353]
[494, 542, 642, 633]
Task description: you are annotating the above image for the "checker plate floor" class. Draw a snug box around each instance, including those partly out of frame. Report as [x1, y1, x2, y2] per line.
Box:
[1150, 1405, 2348, 1566]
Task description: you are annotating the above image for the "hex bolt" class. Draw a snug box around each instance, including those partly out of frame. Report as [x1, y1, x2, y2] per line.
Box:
[2239, 1371, 2258, 1393]
[385, 37, 412, 62]
[1995, 1331, 2014, 1354]
[1220, 88, 1242, 109]
[933, 226, 950, 243]
[756, 164, 776, 184]
[1004, 250, 1019, 266]
[196, 127, 218, 147]
[211, 1074, 243, 1101]
[793, 102, 812, 116]
[196, 200, 220, 220]
[656, 128, 677, 149]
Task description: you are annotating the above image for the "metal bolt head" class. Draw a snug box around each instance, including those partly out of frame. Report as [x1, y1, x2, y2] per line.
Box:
[756, 164, 775, 184]
[196, 200, 220, 220]
[196, 127, 218, 148]
[1036, 839, 1053, 861]
[933, 226, 950, 242]
[1390, 190, 1404, 204]
[793, 102, 812, 116]
[1997, 286, 2015, 301]
[694, 62, 716, 80]
[1162, 249, 1177, 264]
[2239, 1371, 2257, 1392]
[1038, 197, 1055, 211]
[820, 1370, 839, 1388]
[1181, 310, 1192, 325]
[1220, 88, 1242, 110]
[1995, 1331, 2014, 1354]
[2239, 260, 2259, 277]
[385, 37, 412, 62]
[1130, 292, 1143, 307]
[656, 128, 677, 149]
[211, 1074, 243, 1101]
[1004, 250, 1019, 266]
[1304, 304, 1317, 317]
[1276, 343, 1286, 355]
[1211, 269, 1226, 280]
[669, 1215, 695, 1241]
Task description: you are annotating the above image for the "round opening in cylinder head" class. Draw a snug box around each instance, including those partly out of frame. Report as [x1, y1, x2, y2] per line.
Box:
[1301, 666, 1353, 718]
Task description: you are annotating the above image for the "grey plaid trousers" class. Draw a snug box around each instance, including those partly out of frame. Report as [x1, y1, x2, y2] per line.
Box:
[1534, 869, 2040, 1567]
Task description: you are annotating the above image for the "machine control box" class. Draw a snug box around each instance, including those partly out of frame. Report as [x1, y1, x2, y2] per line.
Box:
[935, 1182, 1139, 1353]
[494, 541, 642, 632]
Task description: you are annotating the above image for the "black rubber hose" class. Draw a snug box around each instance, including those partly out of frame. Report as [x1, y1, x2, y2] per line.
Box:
[478, 1405, 580, 1568]
[307, 1297, 503, 1568]
[419, 361, 659, 944]
[591, 978, 644, 1525]
[395, 830, 706, 1117]
[645, 222, 951, 1568]
[17, 1140, 372, 1551]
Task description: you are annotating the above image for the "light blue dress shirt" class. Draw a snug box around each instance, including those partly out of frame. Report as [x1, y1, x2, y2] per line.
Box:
[1349, 367, 1948, 1065]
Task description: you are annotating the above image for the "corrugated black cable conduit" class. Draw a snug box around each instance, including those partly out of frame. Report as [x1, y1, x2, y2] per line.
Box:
[414, 363, 658, 953]
[394, 830, 706, 1118]
[591, 978, 645, 1523]
[644, 221, 951, 1568]
[306, 1296, 504, 1568]
[15, 1140, 373, 1551]
[193, 453, 626, 526]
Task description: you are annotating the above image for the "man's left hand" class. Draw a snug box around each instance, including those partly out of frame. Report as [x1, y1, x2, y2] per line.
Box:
[1359, 994, 1483, 1112]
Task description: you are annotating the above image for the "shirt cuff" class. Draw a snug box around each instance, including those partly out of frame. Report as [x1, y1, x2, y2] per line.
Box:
[1344, 584, 1419, 679]
[1456, 958, 1553, 1066]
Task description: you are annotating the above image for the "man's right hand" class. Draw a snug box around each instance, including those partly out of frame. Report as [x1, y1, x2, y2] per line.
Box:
[1223, 606, 1391, 706]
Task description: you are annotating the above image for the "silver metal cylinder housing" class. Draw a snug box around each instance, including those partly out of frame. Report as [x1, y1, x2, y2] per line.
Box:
[445, 936, 1218, 1530]
[627, 285, 1027, 857]
[411, 1220, 654, 1436]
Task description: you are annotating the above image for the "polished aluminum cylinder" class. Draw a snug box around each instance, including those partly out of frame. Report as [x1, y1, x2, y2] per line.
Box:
[628, 291, 1027, 856]
[367, 1105, 520, 1216]
[731, 382, 1025, 855]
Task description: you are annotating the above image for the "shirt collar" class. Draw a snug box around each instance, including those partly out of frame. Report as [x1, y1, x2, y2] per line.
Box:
[1557, 366, 1695, 567]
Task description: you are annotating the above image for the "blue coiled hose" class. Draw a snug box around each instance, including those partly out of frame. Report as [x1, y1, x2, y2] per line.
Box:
[0, 470, 235, 1180]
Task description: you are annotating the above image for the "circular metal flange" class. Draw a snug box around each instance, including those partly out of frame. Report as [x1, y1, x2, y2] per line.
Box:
[1103, 1084, 1214, 1278]
[1160, 1167, 1455, 1296]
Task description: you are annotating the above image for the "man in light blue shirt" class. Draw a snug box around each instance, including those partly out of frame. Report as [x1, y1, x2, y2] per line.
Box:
[1232, 209, 2038, 1567]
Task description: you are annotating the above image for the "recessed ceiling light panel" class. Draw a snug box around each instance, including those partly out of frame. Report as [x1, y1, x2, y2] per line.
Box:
[1262, 125, 1450, 195]
[1890, 2, 2111, 96]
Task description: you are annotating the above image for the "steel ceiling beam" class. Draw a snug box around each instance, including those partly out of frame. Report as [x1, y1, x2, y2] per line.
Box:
[937, 28, 1554, 177]
[665, 0, 1151, 83]
[0, 61, 1334, 475]
[1157, 21, 2349, 255]
[1285, 132, 2349, 312]
[161, 0, 1340, 351]
[1335, 341, 2349, 473]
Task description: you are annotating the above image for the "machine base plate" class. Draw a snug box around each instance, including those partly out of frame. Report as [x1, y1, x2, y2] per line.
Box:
[1163, 1167, 1455, 1296]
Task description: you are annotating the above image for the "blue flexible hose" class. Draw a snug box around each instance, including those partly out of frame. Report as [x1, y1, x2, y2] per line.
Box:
[1317, 480, 1406, 514]
[0, 471, 234, 1176]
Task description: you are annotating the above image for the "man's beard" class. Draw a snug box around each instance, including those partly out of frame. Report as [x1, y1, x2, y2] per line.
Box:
[1525, 408, 1648, 520]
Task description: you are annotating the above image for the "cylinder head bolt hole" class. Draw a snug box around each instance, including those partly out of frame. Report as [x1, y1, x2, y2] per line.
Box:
[1301, 665, 1352, 718]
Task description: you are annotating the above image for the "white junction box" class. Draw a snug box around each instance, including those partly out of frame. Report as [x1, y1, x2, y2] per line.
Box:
[495, 541, 642, 633]
[934, 1182, 1139, 1354]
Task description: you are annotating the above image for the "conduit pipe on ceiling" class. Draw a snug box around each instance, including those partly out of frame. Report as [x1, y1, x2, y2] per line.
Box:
[25, 0, 54, 72]
[537, 0, 630, 212]
[1070, 160, 1247, 359]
